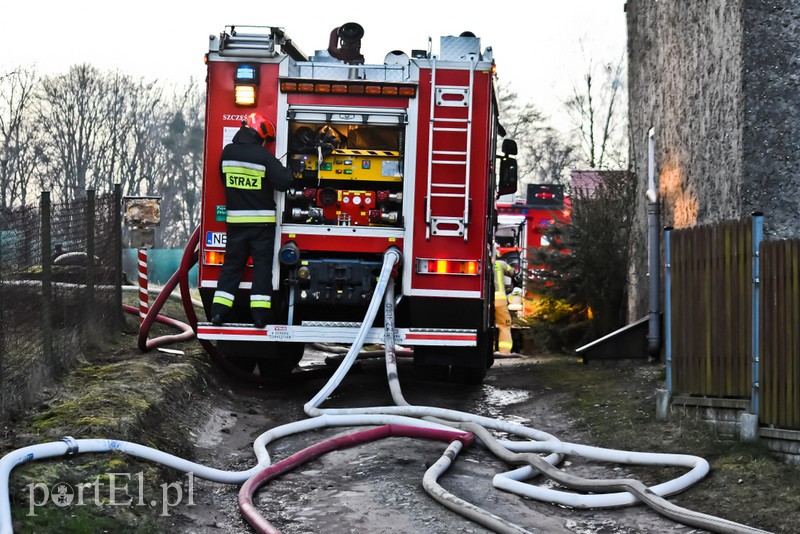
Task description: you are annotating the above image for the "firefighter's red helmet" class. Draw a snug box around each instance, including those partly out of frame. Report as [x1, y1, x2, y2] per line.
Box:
[246, 113, 276, 143]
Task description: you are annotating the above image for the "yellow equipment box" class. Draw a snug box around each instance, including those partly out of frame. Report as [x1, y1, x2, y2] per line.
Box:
[317, 149, 402, 182]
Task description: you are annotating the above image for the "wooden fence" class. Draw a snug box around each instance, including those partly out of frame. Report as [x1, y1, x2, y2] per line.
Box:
[668, 216, 800, 430]
[760, 240, 800, 428]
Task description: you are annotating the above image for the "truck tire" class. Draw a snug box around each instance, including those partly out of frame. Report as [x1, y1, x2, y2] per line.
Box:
[451, 364, 487, 385]
[257, 342, 305, 381]
[217, 340, 258, 373]
[413, 331, 493, 385]
[451, 332, 493, 384]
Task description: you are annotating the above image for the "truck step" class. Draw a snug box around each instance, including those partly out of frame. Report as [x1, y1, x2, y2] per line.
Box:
[196, 323, 477, 346]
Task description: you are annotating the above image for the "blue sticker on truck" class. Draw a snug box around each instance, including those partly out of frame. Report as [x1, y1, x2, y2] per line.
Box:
[206, 232, 227, 248]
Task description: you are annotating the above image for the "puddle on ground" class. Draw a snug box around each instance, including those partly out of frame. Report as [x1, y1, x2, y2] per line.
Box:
[478, 384, 531, 418]
[192, 407, 237, 448]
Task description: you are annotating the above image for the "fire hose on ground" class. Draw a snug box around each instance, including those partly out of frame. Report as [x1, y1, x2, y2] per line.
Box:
[0, 243, 773, 534]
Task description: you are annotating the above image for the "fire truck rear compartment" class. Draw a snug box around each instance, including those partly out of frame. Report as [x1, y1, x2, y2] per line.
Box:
[283, 121, 404, 228]
[289, 257, 384, 309]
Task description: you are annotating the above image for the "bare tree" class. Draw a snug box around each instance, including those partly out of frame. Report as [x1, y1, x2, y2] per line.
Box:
[98, 73, 154, 193]
[0, 67, 39, 209]
[2, 64, 205, 253]
[498, 84, 577, 186]
[526, 126, 578, 185]
[97, 73, 168, 196]
[157, 81, 205, 247]
[565, 50, 628, 170]
[39, 64, 113, 199]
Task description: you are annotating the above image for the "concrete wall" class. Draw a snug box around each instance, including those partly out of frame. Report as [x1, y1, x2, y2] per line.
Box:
[626, 0, 745, 318]
[627, 0, 800, 317]
[741, 0, 800, 238]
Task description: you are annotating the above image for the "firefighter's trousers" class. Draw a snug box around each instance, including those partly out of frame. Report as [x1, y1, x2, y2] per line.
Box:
[494, 295, 513, 354]
[212, 225, 275, 322]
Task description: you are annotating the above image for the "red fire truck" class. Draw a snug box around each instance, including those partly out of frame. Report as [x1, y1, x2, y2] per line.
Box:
[495, 184, 570, 317]
[195, 23, 518, 383]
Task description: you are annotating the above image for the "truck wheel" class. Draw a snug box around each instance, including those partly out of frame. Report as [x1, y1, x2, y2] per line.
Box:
[451, 364, 487, 385]
[257, 342, 305, 381]
[451, 332, 493, 384]
[217, 340, 258, 373]
[413, 333, 493, 385]
[228, 355, 257, 373]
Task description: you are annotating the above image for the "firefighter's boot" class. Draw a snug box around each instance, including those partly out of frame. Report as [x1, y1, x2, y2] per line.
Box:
[209, 304, 229, 326]
[252, 310, 269, 329]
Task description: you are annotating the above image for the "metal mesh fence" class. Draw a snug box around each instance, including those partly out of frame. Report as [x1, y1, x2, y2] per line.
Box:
[0, 189, 122, 420]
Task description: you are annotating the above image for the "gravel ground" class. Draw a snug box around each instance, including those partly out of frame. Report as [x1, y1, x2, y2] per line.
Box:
[3, 333, 797, 533]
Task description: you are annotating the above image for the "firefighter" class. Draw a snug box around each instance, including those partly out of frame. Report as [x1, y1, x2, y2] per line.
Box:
[209, 113, 292, 328]
[493, 252, 516, 355]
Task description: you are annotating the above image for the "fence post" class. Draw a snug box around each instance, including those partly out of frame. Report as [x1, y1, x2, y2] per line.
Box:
[138, 248, 148, 324]
[664, 226, 673, 395]
[0, 210, 4, 414]
[41, 191, 53, 369]
[86, 189, 96, 322]
[751, 212, 764, 416]
[113, 184, 123, 333]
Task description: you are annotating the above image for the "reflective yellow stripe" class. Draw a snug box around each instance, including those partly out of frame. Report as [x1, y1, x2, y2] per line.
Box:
[222, 160, 267, 174]
[494, 262, 506, 293]
[498, 341, 513, 349]
[495, 291, 507, 299]
[227, 215, 277, 224]
[227, 209, 276, 224]
[222, 165, 265, 176]
[250, 301, 272, 309]
[213, 296, 233, 307]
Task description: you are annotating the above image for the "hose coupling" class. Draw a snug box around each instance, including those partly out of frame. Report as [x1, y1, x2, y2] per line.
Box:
[60, 436, 79, 457]
[454, 432, 476, 447]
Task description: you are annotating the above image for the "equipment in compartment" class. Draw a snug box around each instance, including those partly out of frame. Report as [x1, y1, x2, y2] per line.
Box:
[319, 150, 401, 182]
[285, 122, 404, 226]
[290, 258, 382, 305]
[287, 186, 401, 226]
[289, 151, 402, 183]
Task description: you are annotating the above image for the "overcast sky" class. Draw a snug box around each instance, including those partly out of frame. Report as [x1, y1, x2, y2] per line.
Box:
[2, 0, 627, 130]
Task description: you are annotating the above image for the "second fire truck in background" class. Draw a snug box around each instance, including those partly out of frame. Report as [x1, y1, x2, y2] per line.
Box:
[495, 184, 570, 317]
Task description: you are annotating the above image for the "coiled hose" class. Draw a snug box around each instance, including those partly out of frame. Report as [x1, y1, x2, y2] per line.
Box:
[0, 246, 773, 534]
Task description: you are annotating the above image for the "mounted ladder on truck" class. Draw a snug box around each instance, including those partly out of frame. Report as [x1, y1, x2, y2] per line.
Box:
[425, 58, 476, 241]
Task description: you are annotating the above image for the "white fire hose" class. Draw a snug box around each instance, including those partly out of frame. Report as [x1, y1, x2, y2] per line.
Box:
[0, 248, 771, 534]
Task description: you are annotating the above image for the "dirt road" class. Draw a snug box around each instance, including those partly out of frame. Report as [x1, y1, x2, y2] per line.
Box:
[165, 347, 697, 534]
[7, 312, 788, 534]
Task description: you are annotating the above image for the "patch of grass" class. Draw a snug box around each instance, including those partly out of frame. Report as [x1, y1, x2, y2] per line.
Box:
[529, 353, 800, 534]
[13, 503, 158, 534]
[3, 334, 213, 534]
[9, 455, 182, 534]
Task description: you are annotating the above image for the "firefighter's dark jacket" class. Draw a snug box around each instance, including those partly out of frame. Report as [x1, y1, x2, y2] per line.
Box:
[219, 126, 292, 225]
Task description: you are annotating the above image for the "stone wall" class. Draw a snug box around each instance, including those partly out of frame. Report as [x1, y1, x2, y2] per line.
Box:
[741, 1, 800, 239]
[627, 0, 800, 317]
[669, 396, 800, 464]
[626, 0, 745, 318]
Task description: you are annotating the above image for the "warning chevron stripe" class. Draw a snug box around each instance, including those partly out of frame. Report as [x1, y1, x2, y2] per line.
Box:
[331, 149, 400, 157]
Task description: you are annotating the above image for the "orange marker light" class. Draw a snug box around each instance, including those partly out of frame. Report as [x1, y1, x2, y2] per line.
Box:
[416, 258, 480, 276]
